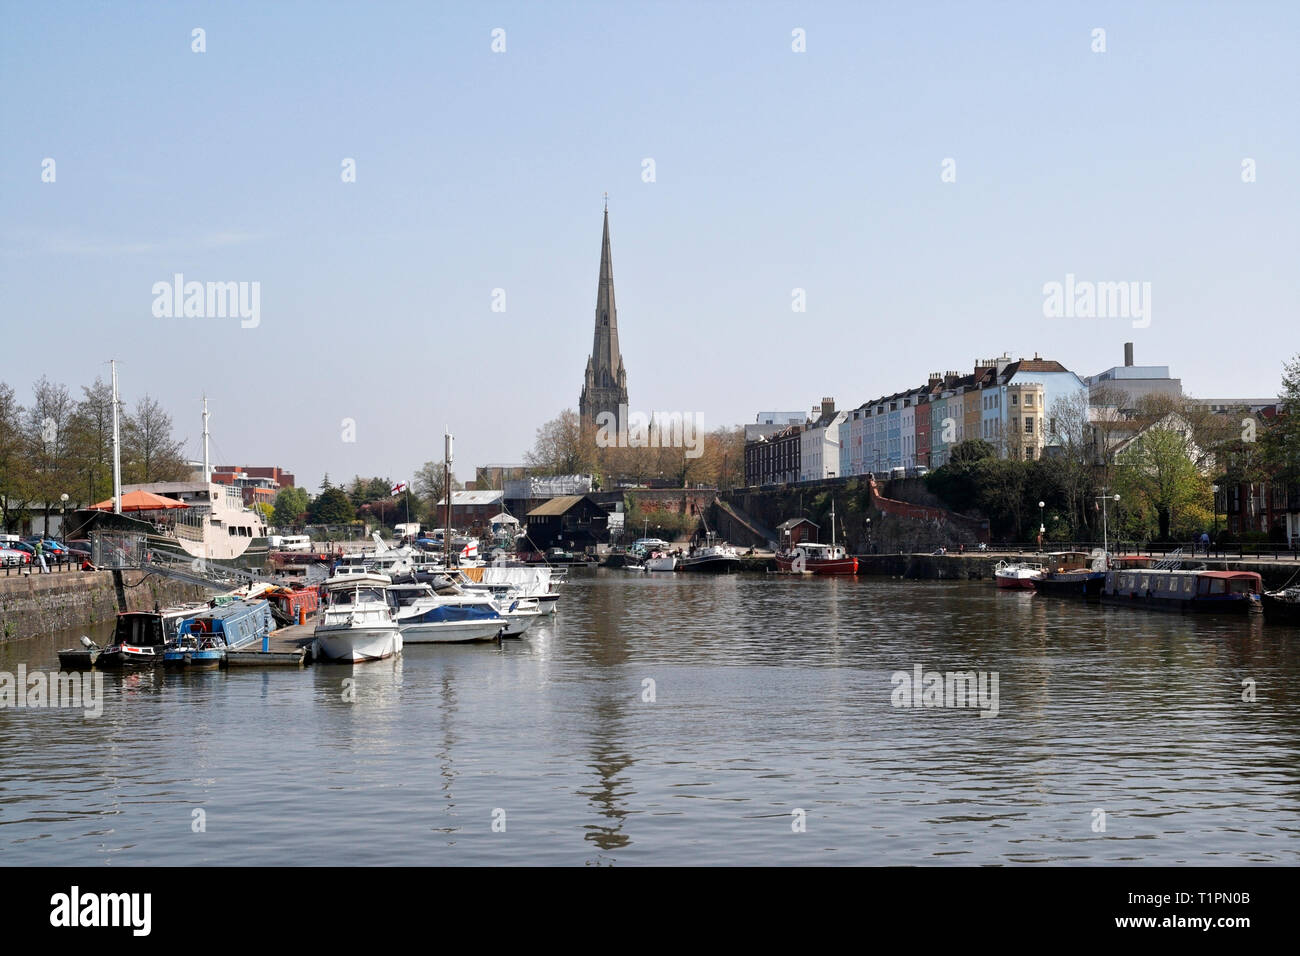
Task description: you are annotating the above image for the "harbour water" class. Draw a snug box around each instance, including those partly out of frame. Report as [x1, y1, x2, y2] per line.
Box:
[1, 571, 1298, 865]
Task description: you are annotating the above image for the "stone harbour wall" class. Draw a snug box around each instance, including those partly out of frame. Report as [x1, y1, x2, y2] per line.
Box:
[0, 569, 212, 642]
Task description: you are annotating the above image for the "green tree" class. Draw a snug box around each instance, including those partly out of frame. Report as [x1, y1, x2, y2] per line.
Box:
[0, 382, 33, 532]
[949, 439, 995, 464]
[1114, 425, 1207, 540]
[1262, 353, 1300, 482]
[272, 486, 310, 528]
[309, 486, 354, 525]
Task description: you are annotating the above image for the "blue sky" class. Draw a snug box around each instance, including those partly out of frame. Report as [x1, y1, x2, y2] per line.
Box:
[2, 1, 1296, 489]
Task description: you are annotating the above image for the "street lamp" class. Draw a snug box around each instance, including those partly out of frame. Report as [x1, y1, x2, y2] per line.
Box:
[1038, 500, 1046, 548]
[865, 516, 872, 553]
[1095, 490, 1120, 558]
[1211, 484, 1219, 551]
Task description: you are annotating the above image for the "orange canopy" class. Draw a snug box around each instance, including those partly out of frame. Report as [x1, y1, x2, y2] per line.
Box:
[88, 490, 190, 511]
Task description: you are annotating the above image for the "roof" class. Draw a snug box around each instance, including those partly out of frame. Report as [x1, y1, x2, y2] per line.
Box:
[487, 512, 519, 524]
[436, 490, 504, 506]
[1199, 570, 1263, 581]
[777, 517, 819, 530]
[527, 495, 591, 517]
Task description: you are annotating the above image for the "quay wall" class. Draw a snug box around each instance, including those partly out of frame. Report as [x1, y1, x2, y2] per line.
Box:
[856, 553, 1300, 588]
[0, 570, 211, 643]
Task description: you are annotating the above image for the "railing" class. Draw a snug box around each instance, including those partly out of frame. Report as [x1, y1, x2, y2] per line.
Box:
[972, 540, 1300, 561]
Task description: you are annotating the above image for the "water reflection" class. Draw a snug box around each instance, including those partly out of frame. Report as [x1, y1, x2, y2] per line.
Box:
[0, 574, 1298, 864]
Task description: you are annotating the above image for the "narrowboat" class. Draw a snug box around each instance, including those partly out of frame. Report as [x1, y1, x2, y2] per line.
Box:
[1031, 551, 1107, 598]
[1100, 569, 1262, 615]
[58, 603, 208, 669]
[165, 599, 275, 667]
[1262, 586, 1300, 625]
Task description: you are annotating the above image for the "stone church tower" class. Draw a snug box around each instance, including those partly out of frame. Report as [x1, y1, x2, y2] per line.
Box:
[579, 202, 629, 432]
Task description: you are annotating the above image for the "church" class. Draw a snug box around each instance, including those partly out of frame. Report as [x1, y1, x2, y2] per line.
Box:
[578, 200, 629, 434]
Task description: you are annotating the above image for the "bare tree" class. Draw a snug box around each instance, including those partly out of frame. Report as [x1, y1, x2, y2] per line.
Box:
[123, 395, 187, 483]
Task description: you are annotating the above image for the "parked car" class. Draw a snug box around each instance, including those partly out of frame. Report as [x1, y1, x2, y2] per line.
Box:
[23, 537, 68, 555]
[0, 547, 31, 567]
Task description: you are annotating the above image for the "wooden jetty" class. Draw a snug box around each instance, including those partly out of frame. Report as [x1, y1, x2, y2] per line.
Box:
[224, 615, 319, 667]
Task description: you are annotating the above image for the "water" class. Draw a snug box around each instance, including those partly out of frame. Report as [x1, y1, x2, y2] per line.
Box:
[1, 571, 1298, 865]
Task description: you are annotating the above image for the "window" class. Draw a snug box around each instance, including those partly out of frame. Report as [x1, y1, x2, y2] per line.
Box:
[1025, 446, 1034, 459]
[1025, 394, 1033, 407]
[1024, 417, 1034, 434]
[1011, 394, 1018, 405]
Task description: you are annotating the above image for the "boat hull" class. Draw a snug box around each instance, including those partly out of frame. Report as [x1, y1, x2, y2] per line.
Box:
[1261, 593, 1300, 625]
[1032, 572, 1105, 597]
[397, 619, 505, 644]
[1099, 593, 1261, 615]
[774, 554, 858, 575]
[995, 574, 1040, 590]
[315, 624, 403, 662]
[680, 557, 740, 573]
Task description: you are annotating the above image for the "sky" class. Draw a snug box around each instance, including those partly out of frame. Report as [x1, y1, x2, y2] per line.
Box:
[2, 1, 1297, 490]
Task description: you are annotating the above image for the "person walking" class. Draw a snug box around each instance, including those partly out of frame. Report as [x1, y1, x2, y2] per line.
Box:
[35, 538, 48, 574]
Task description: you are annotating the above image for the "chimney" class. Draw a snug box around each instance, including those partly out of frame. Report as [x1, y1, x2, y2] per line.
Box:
[820, 397, 835, 417]
[928, 372, 941, 388]
[1124, 342, 1134, 367]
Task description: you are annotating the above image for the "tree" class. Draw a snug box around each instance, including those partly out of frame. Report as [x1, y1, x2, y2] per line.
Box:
[949, 439, 995, 465]
[23, 377, 76, 534]
[413, 460, 461, 523]
[0, 382, 32, 532]
[1114, 425, 1208, 540]
[123, 395, 187, 483]
[66, 378, 116, 506]
[524, 409, 597, 476]
[1262, 353, 1300, 483]
[272, 486, 310, 528]
[309, 486, 354, 525]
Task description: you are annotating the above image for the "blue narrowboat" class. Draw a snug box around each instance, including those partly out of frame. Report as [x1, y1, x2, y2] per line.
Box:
[165, 599, 275, 667]
[1101, 569, 1262, 615]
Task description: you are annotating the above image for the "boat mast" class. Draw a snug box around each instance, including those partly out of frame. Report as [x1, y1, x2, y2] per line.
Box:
[201, 395, 212, 483]
[444, 428, 452, 567]
[110, 360, 122, 515]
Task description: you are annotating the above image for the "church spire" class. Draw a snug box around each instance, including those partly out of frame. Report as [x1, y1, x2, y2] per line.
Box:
[580, 198, 629, 428]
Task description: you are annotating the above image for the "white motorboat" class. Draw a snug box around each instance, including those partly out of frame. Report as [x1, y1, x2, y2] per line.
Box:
[994, 559, 1044, 590]
[388, 582, 508, 643]
[479, 565, 561, 613]
[644, 551, 678, 572]
[315, 572, 403, 662]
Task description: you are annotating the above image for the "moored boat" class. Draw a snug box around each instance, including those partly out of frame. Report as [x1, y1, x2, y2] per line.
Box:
[644, 551, 678, 572]
[1101, 568, 1262, 614]
[1262, 586, 1300, 625]
[314, 573, 402, 662]
[680, 534, 741, 573]
[994, 559, 1044, 589]
[165, 599, 275, 667]
[775, 542, 858, 575]
[388, 582, 508, 643]
[58, 603, 208, 669]
[1031, 551, 1106, 598]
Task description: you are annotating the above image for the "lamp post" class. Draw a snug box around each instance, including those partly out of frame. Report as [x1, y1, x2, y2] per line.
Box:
[1038, 500, 1045, 549]
[1095, 490, 1120, 558]
[865, 516, 872, 553]
[1211, 484, 1219, 553]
